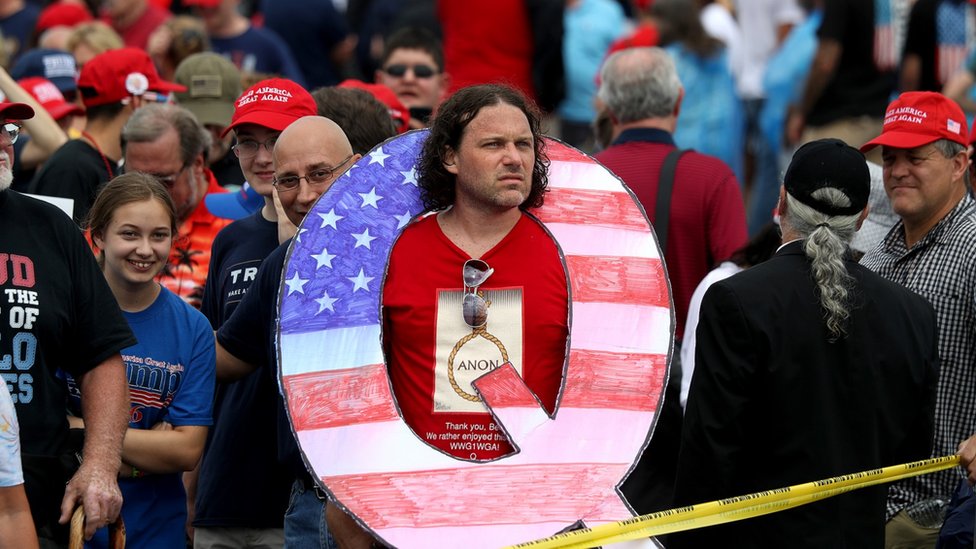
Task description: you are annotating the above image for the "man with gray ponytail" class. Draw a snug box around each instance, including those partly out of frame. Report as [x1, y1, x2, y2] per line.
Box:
[670, 139, 939, 549]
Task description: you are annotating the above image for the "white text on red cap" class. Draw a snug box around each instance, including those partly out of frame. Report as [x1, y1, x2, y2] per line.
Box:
[884, 106, 927, 126]
[237, 86, 294, 107]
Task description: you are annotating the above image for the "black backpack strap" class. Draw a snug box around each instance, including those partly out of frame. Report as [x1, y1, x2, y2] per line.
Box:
[654, 148, 688, 255]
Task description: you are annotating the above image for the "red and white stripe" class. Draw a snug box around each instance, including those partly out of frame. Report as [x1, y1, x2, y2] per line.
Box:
[938, 46, 968, 89]
[129, 388, 162, 409]
[875, 26, 898, 72]
[280, 139, 669, 548]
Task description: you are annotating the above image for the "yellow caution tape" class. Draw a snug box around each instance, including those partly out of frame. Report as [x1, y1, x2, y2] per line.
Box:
[508, 455, 961, 549]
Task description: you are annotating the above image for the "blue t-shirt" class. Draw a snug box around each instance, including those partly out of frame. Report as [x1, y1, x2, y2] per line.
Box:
[0, 4, 40, 67]
[558, 0, 626, 122]
[210, 26, 306, 87]
[82, 287, 215, 549]
[195, 211, 293, 529]
[667, 43, 745, 183]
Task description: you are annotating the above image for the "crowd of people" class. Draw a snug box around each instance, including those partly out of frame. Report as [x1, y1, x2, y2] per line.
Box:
[0, 0, 975, 548]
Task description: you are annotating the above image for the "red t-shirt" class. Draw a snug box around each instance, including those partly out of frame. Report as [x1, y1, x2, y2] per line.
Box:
[383, 213, 568, 460]
[102, 4, 170, 50]
[438, 0, 536, 100]
[605, 23, 659, 57]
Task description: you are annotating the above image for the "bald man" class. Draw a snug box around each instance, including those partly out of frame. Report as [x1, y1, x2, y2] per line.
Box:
[272, 116, 358, 229]
[213, 116, 359, 548]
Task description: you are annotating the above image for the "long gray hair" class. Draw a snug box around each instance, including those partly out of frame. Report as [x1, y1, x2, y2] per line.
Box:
[783, 188, 861, 341]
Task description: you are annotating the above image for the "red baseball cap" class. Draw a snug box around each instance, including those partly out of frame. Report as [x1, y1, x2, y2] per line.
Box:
[221, 78, 317, 137]
[18, 77, 85, 121]
[338, 79, 410, 134]
[861, 91, 969, 152]
[0, 102, 34, 121]
[35, 2, 93, 34]
[77, 48, 186, 108]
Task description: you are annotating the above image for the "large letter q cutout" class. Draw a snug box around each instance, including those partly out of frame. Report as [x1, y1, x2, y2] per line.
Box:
[277, 131, 672, 548]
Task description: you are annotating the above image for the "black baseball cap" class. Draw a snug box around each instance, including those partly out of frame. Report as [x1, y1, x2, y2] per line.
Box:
[784, 139, 870, 216]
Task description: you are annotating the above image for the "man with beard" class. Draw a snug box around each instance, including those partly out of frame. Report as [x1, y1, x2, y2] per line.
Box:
[0, 101, 136, 546]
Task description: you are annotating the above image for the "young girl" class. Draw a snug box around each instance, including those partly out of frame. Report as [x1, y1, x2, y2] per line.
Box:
[70, 172, 215, 548]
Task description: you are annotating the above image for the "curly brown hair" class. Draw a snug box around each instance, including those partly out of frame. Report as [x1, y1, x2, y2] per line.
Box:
[417, 84, 549, 211]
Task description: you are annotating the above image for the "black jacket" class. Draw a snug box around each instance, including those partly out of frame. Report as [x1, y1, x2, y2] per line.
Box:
[670, 241, 939, 548]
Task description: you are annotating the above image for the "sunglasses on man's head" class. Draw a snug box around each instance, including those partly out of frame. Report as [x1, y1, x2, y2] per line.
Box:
[383, 64, 437, 78]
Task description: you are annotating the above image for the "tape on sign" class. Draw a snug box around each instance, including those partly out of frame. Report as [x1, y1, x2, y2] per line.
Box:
[508, 455, 961, 549]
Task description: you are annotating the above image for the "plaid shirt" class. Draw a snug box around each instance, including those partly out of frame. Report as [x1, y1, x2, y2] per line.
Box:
[861, 193, 976, 519]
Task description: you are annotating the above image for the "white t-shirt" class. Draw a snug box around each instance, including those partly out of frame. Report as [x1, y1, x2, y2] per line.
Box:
[680, 261, 745, 411]
[734, 0, 806, 99]
[701, 3, 745, 83]
[0, 381, 24, 487]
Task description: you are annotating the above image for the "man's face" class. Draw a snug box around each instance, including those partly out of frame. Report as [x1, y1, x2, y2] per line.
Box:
[234, 124, 279, 197]
[192, 0, 232, 33]
[273, 122, 357, 227]
[376, 48, 447, 110]
[205, 124, 232, 165]
[125, 126, 205, 222]
[881, 143, 968, 229]
[443, 102, 535, 213]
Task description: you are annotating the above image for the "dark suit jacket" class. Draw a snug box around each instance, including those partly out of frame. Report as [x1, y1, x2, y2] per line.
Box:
[669, 241, 939, 548]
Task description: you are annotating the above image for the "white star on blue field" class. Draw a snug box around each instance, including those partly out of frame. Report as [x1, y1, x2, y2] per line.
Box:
[279, 132, 428, 335]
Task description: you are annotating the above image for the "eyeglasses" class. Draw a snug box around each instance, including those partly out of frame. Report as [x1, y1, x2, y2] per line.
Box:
[383, 63, 438, 78]
[150, 165, 189, 189]
[272, 154, 354, 192]
[123, 164, 189, 189]
[233, 136, 278, 158]
[462, 259, 494, 329]
[1, 123, 22, 145]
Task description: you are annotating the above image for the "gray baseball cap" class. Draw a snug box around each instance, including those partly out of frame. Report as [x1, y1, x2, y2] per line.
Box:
[173, 52, 242, 127]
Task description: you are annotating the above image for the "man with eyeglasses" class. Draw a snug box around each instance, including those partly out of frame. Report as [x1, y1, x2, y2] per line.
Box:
[120, 103, 231, 309]
[0, 101, 137, 547]
[28, 48, 184, 226]
[214, 116, 359, 549]
[191, 78, 319, 549]
[327, 83, 570, 547]
[374, 27, 450, 130]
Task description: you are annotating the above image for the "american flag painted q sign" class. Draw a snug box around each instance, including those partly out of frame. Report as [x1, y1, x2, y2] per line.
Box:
[277, 130, 671, 548]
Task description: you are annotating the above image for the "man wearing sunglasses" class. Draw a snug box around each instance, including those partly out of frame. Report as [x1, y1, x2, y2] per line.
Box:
[374, 27, 450, 130]
[120, 103, 231, 309]
[28, 48, 185, 226]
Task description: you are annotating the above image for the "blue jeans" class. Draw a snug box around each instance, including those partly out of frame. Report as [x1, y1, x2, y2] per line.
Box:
[284, 479, 336, 549]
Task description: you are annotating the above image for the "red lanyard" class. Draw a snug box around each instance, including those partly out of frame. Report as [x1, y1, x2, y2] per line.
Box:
[81, 131, 114, 179]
